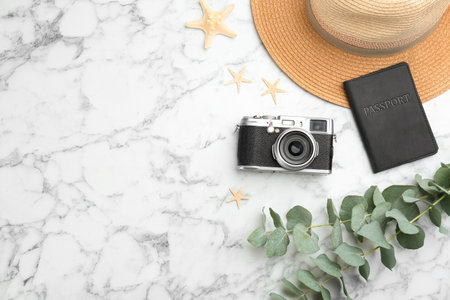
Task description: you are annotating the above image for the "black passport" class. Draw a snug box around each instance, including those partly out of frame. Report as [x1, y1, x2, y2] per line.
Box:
[344, 62, 438, 173]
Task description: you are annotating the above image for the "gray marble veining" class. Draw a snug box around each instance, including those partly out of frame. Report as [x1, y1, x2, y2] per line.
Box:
[0, 0, 449, 299]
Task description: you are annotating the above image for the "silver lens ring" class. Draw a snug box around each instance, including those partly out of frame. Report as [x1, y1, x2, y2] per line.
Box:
[272, 128, 319, 171]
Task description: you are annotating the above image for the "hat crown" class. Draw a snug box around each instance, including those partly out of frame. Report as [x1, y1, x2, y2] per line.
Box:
[309, 0, 449, 54]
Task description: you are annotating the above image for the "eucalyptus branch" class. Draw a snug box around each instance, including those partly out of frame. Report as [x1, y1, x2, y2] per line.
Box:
[247, 163, 450, 300]
[265, 214, 373, 234]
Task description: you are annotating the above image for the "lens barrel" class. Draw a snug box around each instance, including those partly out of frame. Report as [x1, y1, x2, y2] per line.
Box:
[272, 129, 319, 171]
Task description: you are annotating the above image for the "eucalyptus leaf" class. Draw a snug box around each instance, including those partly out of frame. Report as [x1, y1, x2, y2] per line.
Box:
[434, 165, 450, 188]
[357, 222, 391, 249]
[247, 228, 267, 247]
[391, 199, 420, 221]
[402, 189, 419, 203]
[351, 204, 366, 232]
[340, 277, 352, 300]
[396, 225, 425, 249]
[281, 278, 302, 296]
[334, 242, 365, 267]
[429, 205, 442, 227]
[296, 269, 321, 292]
[431, 182, 450, 195]
[386, 209, 419, 235]
[320, 286, 331, 300]
[382, 185, 419, 204]
[311, 254, 342, 278]
[382, 185, 420, 221]
[441, 195, 450, 216]
[439, 226, 448, 234]
[266, 227, 289, 257]
[371, 202, 391, 224]
[373, 187, 386, 206]
[327, 198, 339, 223]
[340, 196, 367, 231]
[415, 174, 440, 195]
[380, 246, 396, 270]
[331, 219, 343, 248]
[293, 223, 320, 254]
[364, 186, 377, 213]
[270, 208, 285, 229]
[286, 205, 312, 230]
[269, 292, 287, 300]
[358, 259, 370, 281]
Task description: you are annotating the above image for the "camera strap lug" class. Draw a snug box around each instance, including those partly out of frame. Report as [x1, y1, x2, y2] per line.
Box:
[234, 124, 240, 133]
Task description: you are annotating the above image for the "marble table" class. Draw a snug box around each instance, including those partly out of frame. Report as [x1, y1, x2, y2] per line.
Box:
[0, 0, 449, 299]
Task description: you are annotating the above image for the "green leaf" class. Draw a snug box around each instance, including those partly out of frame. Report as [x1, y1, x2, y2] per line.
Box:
[340, 277, 352, 300]
[432, 182, 450, 195]
[364, 186, 377, 213]
[334, 242, 365, 267]
[358, 259, 370, 281]
[327, 198, 339, 223]
[357, 222, 391, 249]
[351, 204, 366, 232]
[269, 208, 285, 229]
[385, 209, 419, 234]
[382, 185, 419, 204]
[269, 292, 287, 300]
[286, 205, 312, 230]
[311, 254, 342, 278]
[247, 228, 267, 247]
[371, 202, 391, 224]
[434, 165, 450, 188]
[373, 187, 386, 206]
[380, 246, 396, 270]
[402, 189, 419, 203]
[293, 223, 319, 254]
[266, 227, 289, 257]
[392, 199, 420, 221]
[439, 226, 448, 234]
[281, 278, 302, 296]
[429, 205, 442, 227]
[415, 174, 440, 195]
[331, 219, 343, 248]
[382, 185, 420, 220]
[296, 269, 321, 292]
[320, 286, 331, 300]
[397, 225, 425, 249]
[339, 195, 367, 231]
[441, 195, 450, 216]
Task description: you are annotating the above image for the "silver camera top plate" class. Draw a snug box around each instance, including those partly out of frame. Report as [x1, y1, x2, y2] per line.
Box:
[240, 115, 334, 135]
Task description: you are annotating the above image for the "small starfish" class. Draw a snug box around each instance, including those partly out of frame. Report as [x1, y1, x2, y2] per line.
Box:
[262, 78, 287, 104]
[227, 187, 249, 209]
[186, 0, 237, 49]
[225, 66, 252, 93]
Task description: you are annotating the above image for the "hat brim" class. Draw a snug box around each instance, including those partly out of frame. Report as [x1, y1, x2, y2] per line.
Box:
[251, 0, 450, 108]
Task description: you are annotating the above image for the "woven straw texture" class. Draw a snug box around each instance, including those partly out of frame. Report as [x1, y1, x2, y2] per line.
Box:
[251, 0, 450, 107]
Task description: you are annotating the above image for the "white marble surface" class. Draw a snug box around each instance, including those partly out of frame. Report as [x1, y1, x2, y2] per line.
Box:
[0, 0, 449, 299]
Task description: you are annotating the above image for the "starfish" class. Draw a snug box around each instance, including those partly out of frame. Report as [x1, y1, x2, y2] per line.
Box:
[262, 78, 287, 104]
[186, 0, 237, 49]
[225, 66, 252, 93]
[227, 187, 249, 209]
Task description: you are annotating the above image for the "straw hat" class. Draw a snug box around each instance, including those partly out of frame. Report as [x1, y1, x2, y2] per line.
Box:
[251, 0, 450, 107]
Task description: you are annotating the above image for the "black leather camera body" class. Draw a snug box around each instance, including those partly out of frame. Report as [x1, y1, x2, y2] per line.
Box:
[237, 115, 334, 174]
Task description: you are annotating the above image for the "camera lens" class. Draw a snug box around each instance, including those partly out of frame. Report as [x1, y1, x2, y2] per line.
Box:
[288, 141, 303, 156]
[272, 129, 318, 171]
